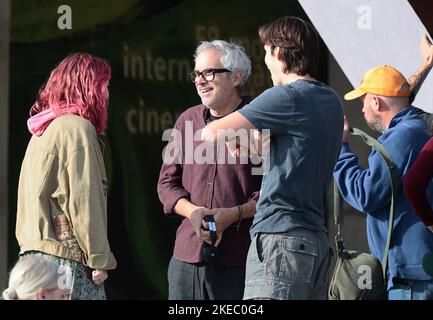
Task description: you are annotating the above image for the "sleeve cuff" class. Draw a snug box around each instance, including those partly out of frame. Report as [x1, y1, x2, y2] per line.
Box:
[163, 190, 190, 214]
[340, 142, 351, 154]
[86, 253, 117, 270]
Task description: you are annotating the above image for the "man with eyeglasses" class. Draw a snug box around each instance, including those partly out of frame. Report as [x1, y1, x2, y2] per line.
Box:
[157, 40, 262, 300]
[201, 16, 344, 300]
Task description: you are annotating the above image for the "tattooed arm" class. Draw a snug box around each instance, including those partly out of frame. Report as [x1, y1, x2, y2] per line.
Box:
[408, 35, 433, 100]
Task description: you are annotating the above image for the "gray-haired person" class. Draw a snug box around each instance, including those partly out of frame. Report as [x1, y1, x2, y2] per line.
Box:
[3, 255, 70, 300]
[157, 40, 262, 299]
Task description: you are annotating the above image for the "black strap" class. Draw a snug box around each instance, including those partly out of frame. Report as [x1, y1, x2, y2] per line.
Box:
[334, 180, 345, 255]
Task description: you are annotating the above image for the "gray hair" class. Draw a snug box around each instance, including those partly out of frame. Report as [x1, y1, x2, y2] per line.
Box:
[2, 255, 60, 300]
[194, 40, 251, 87]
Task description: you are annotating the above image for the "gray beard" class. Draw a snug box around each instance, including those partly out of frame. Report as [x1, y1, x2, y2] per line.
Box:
[367, 119, 385, 133]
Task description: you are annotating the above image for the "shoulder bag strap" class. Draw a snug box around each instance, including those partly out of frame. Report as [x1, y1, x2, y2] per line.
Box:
[349, 127, 398, 279]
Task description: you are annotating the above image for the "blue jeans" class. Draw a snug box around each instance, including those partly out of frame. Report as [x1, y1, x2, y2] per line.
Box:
[243, 228, 331, 300]
[388, 279, 433, 300]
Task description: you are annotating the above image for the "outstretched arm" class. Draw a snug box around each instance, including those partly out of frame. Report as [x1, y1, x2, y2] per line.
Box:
[201, 111, 255, 144]
[408, 34, 433, 98]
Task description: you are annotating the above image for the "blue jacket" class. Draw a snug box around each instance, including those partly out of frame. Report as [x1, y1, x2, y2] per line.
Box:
[334, 107, 433, 289]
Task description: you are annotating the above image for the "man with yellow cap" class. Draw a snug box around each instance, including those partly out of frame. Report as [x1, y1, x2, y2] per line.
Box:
[334, 62, 433, 300]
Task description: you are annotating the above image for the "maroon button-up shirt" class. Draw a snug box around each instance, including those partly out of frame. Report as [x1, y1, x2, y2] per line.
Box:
[157, 99, 262, 267]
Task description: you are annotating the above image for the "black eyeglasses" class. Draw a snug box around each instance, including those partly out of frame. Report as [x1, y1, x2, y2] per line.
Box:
[188, 68, 231, 82]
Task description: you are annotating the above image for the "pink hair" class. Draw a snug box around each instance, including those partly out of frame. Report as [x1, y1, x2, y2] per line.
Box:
[30, 53, 111, 135]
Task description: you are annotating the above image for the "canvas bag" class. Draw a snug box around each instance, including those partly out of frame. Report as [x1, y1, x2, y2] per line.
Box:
[328, 127, 398, 300]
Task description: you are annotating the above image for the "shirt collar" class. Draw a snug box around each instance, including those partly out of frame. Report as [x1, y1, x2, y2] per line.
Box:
[202, 96, 251, 122]
[388, 106, 417, 129]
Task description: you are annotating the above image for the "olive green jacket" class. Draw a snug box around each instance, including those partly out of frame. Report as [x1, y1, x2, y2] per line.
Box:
[16, 114, 117, 270]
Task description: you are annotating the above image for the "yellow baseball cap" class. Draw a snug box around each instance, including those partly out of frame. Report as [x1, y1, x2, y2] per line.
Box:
[344, 65, 411, 100]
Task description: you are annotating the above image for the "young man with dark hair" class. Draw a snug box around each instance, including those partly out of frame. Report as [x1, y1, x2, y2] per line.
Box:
[202, 16, 344, 300]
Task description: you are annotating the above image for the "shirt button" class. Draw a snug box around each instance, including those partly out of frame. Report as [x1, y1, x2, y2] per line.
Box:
[299, 244, 305, 250]
[207, 182, 211, 186]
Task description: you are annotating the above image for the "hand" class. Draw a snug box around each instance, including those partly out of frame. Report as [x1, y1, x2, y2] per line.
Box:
[342, 116, 350, 143]
[420, 34, 433, 68]
[201, 207, 238, 246]
[92, 269, 108, 286]
[225, 136, 249, 158]
[189, 207, 212, 239]
[225, 137, 240, 157]
[251, 130, 271, 157]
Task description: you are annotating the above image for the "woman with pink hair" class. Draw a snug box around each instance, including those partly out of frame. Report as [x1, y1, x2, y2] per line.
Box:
[15, 53, 117, 300]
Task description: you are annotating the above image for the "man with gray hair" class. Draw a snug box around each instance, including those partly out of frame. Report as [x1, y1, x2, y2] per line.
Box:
[157, 40, 262, 299]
